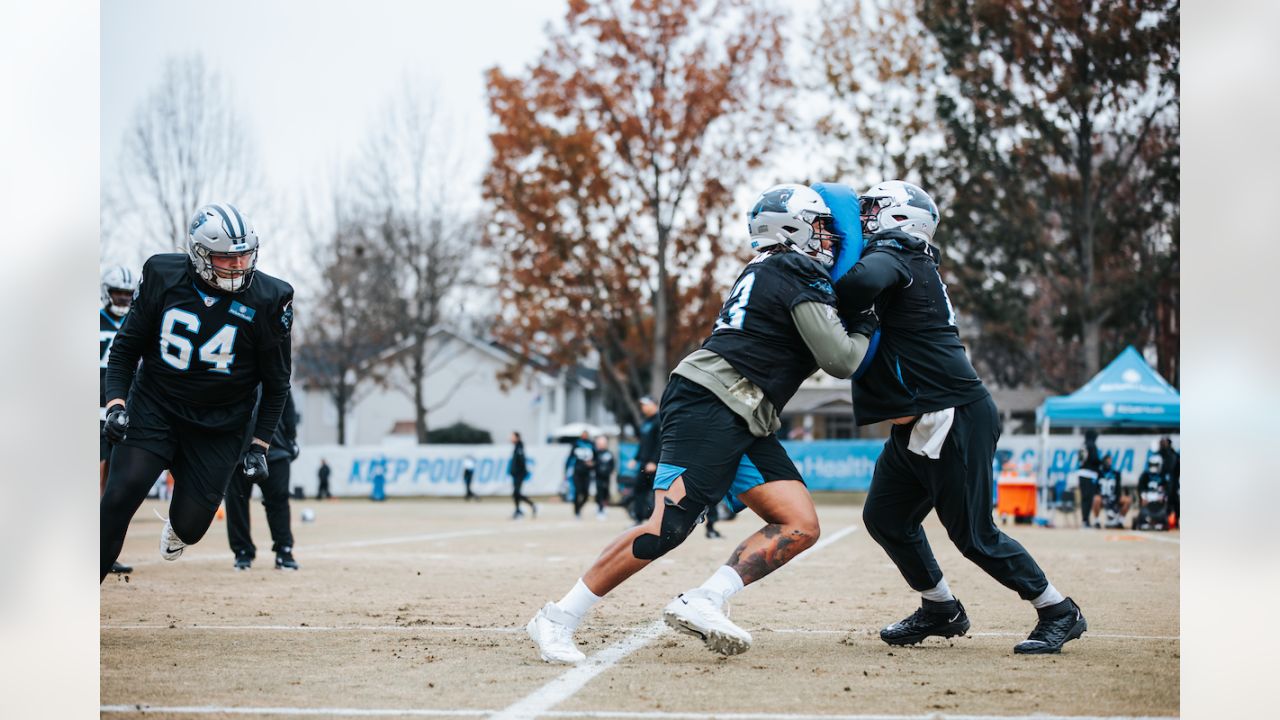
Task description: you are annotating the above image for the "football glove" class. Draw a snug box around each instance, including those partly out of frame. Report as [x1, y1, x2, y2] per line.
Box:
[848, 307, 880, 338]
[103, 406, 129, 444]
[288, 440, 301, 462]
[242, 444, 269, 479]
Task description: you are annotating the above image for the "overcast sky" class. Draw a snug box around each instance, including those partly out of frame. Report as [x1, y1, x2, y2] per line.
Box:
[102, 0, 825, 284]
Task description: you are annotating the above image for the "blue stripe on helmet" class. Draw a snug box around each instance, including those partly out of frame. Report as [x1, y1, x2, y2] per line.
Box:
[228, 204, 246, 238]
[211, 205, 237, 239]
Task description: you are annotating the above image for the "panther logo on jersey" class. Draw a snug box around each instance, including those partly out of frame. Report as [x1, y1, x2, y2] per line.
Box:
[280, 300, 293, 333]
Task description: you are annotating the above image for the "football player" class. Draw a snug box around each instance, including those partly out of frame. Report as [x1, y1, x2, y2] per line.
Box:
[836, 180, 1085, 654]
[100, 265, 138, 575]
[525, 184, 875, 662]
[100, 203, 294, 583]
[226, 390, 301, 571]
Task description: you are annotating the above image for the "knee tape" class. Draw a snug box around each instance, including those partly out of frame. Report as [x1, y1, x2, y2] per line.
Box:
[632, 495, 706, 560]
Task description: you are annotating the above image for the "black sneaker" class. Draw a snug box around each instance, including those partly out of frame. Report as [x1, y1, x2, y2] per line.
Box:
[275, 548, 300, 571]
[880, 598, 970, 646]
[706, 528, 723, 539]
[234, 553, 252, 571]
[110, 561, 133, 574]
[1015, 597, 1086, 654]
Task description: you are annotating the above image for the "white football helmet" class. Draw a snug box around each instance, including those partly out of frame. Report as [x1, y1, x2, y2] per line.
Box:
[100, 265, 139, 317]
[187, 203, 260, 293]
[747, 184, 840, 268]
[859, 180, 939, 244]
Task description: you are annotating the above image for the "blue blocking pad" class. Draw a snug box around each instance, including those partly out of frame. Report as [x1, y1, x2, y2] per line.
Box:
[812, 182, 879, 380]
[812, 182, 864, 281]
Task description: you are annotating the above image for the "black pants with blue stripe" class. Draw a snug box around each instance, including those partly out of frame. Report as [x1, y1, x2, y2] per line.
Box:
[862, 395, 1050, 601]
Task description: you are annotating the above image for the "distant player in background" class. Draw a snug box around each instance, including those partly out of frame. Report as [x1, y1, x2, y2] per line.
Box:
[836, 180, 1084, 654]
[629, 396, 660, 524]
[1090, 454, 1130, 529]
[1077, 430, 1102, 527]
[592, 436, 614, 520]
[100, 265, 138, 576]
[226, 391, 301, 571]
[100, 203, 294, 582]
[570, 430, 597, 519]
[508, 431, 537, 519]
[1135, 455, 1171, 531]
[526, 183, 874, 663]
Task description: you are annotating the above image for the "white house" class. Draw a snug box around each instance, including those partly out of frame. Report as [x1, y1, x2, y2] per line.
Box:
[297, 325, 616, 446]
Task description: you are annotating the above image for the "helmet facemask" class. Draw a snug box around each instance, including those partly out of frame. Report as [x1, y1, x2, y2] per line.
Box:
[191, 244, 258, 293]
[104, 288, 133, 317]
[798, 210, 840, 269]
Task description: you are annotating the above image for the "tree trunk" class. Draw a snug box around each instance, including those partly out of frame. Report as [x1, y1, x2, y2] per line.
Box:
[336, 384, 348, 446]
[413, 337, 429, 443]
[650, 222, 670, 400]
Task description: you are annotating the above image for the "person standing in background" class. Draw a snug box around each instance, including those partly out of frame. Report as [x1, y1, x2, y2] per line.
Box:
[100, 265, 139, 576]
[630, 396, 660, 524]
[463, 454, 478, 501]
[1077, 430, 1102, 528]
[226, 391, 301, 570]
[316, 458, 332, 499]
[592, 436, 614, 521]
[509, 431, 537, 519]
[570, 430, 597, 519]
[1158, 436, 1180, 526]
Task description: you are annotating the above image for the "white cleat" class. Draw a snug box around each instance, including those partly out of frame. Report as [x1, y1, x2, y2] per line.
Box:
[159, 518, 187, 561]
[526, 602, 587, 664]
[663, 588, 752, 656]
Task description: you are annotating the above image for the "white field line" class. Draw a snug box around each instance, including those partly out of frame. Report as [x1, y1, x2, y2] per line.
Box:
[125, 522, 573, 567]
[490, 523, 862, 720]
[100, 623, 523, 633]
[99, 624, 1179, 641]
[489, 621, 667, 720]
[99, 705, 1179, 720]
[100, 706, 485, 717]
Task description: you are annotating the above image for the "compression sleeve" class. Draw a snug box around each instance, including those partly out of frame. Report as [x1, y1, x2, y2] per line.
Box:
[791, 301, 873, 379]
[252, 333, 292, 443]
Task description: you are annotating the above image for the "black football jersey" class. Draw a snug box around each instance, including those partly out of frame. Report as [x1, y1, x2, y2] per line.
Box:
[836, 234, 989, 424]
[104, 253, 294, 438]
[99, 308, 124, 409]
[1097, 470, 1122, 501]
[701, 250, 837, 409]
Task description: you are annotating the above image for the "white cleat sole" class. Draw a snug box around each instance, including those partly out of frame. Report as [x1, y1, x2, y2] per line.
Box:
[662, 608, 752, 656]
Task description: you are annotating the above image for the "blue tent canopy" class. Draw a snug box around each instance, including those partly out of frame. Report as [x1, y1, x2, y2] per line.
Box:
[1037, 346, 1180, 427]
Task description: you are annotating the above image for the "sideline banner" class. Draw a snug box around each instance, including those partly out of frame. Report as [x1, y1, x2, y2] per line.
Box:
[618, 434, 1178, 493]
[290, 444, 572, 498]
[288, 435, 1178, 498]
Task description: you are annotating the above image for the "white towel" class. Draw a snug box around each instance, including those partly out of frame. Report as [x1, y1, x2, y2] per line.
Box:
[908, 408, 955, 459]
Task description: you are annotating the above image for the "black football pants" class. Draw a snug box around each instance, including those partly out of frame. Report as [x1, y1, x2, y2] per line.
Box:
[226, 455, 294, 558]
[572, 467, 592, 516]
[100, 444, 226, 582]
[862, 396, 1050, 601]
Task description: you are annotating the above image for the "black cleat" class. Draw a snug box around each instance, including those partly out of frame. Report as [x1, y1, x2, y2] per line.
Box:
[275, 549, 300, 571]
[880, 598, 970, 646]
[110, 561, 132, 574]
[706, 528, 723, 539]
[1015, 597, 1086, 654]
[234, 553, 252, 571]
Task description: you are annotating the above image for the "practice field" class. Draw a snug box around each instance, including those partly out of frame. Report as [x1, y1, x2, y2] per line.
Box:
[101, 496, 1179, 719]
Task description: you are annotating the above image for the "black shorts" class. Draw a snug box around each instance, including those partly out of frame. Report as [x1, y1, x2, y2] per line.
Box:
[654, 375, 803, 508]
[119, 385, 250, 512]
